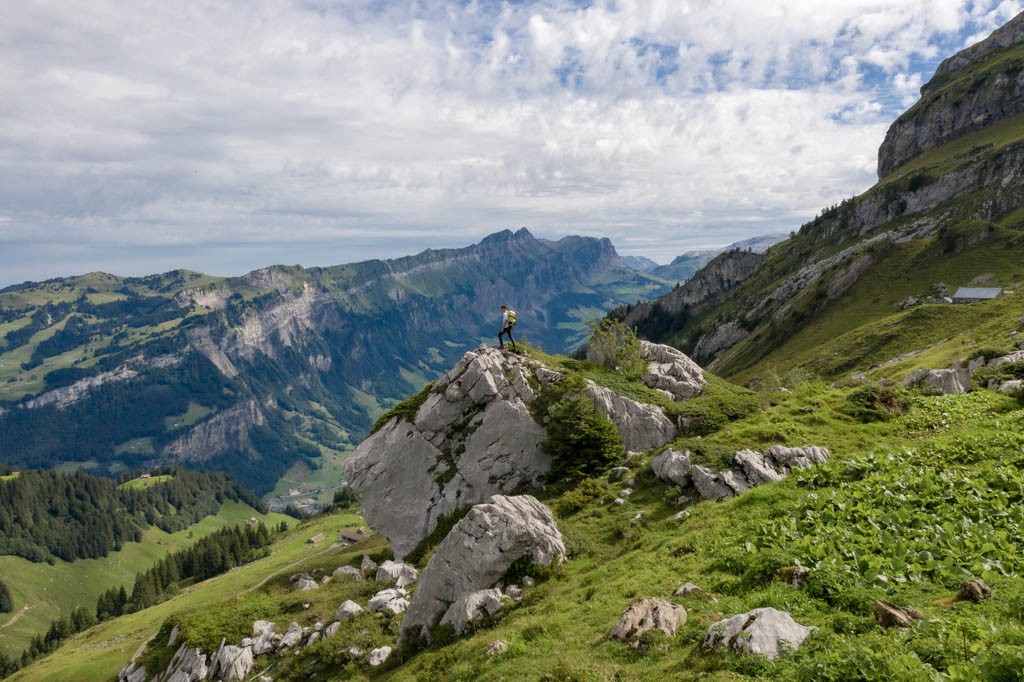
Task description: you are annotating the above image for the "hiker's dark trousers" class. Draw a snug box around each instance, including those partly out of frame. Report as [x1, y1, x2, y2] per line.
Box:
[499, 326, 516, 350]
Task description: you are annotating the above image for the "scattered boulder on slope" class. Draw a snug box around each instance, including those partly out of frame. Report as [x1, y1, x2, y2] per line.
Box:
[609, 598, 687, 648]
[874, 600, 924, 628]
[336, 599, 364, 621]
[954, 579, 993, 603]
[903, 367, 971, 394]
[368, 646, 393, 667]
[651, 449, 692, 486]
[368, 588, 410, 615]
[703, 608, 813, 659]
[640, 341, 706, 400]
[400, 495, 566, 642]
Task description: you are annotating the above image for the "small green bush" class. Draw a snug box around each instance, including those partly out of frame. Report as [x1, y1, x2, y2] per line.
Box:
[557, 477, 609, 514]
[844, 384, 911, 422]
[585, 318, 647, 380]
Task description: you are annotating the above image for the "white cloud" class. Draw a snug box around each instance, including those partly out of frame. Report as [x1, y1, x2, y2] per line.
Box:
[0, 0, 1021, 283]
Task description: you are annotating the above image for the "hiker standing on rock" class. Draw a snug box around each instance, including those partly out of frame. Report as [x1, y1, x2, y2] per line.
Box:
[498, 305, 517, 352]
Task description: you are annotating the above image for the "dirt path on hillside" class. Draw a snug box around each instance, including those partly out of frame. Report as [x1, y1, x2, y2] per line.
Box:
[0, 604, 33, 630]
[242, 542, 341, 594]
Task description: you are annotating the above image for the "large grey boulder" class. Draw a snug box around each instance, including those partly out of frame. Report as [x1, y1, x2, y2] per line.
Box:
[209, 642, 254, 681]
[903, 367, 971, 394]
[343, 348, 551, 559]
[439, 588, 506, 635]
[651, 449, 692, 486]
[640, 341, 705, 400]
[401, 495, 565, 642]
[703, 608, 812, 659]
[609, 598, 687, 648]
[586, 380, 677, 452]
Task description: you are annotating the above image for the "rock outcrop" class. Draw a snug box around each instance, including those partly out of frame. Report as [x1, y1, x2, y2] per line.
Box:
[639, 340, 705, 400]
[878, 12, 1024, 178]
[161, 399, 265, 464]
[651, 445, 830, 501]
[609, 598, 687, 648]
[400, 495, 565, 642]
[345, 345, 688, 559]
[903, 367, 971, 394]
[585, 381, 677, 452]
[344, 347, 550, 559]
[703, 608, 813, 659]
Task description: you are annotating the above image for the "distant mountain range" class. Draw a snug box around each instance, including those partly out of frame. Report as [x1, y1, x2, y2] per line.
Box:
[620, 234, 787, 281]
[0, 229, 670, 496]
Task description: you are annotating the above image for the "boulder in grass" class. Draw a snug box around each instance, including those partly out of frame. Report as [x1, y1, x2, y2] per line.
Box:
[368, 646, 392, 667]
[336, 599, 364, 621]
[439, 588, 505, 635]
[874, 600, 924, 629]
[954, 579, 993, 603]
[609, 598, 687, 649]
[703, 608, 812, 659]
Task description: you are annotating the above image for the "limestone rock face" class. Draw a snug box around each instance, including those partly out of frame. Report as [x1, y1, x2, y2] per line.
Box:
[209, 642, 254, 681]
[117, 661, 148, 682]
[160, 644, 208, 682]
[903, 367, 971, 394]
[401, 495, 565, 641]
[585, 380, 677, 452]
[703, 608, 813, 659]
[639, 341, 705, 400]
[609, 598, 687, 648]
[650, 449, 692, 486]
[439, 588, 506, 635]
[344, 347, 550, 559]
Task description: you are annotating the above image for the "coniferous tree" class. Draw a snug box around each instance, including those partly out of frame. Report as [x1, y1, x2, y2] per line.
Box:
[0, 579, 12, 613]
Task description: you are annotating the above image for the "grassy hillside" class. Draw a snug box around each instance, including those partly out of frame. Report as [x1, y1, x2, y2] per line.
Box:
[0, 501, 292, 659]
[8, 513, 368, 682]
[16, 343, 1024, 681]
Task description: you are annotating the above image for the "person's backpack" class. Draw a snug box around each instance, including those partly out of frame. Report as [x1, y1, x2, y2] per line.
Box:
[507, 309, 517, 326]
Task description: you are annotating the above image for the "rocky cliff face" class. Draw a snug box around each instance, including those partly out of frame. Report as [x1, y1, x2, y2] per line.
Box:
[344, 344, 699, 559]
[878, 12, 1024, 178]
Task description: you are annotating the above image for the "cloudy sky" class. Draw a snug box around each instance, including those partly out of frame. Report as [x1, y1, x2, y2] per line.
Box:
[1, 0, 1021, 286]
